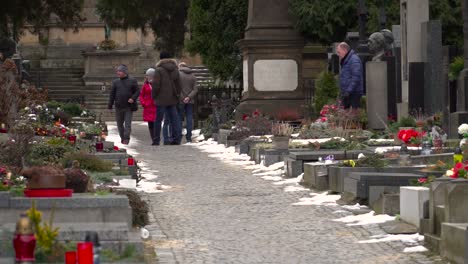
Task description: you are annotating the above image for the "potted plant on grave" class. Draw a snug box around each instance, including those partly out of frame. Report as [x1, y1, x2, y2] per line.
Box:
[81, 124, 103, 140]
[271, 122, 294, 150]
[411, 108, 428, 128]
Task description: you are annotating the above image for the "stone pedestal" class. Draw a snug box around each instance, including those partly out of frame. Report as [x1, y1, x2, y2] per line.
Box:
[366, 61, 388, 129]
[236, 0, 305, 120]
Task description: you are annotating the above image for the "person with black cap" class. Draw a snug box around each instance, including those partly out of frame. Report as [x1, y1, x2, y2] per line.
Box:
[151, 52, 182, 145]
[108, 64, 140, 145]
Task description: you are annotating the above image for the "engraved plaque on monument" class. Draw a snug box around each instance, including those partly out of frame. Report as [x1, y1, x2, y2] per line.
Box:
[236, 0, 305, 120]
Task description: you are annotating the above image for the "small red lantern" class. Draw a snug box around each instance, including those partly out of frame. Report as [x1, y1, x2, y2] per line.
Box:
[13, 214, 36, 263]
[68, 135, 77, 145]
[77, 242, 93, 264]
[127, 157, 135, 166]
[95, 142, 104, 152]
[65, 251, 77, 264]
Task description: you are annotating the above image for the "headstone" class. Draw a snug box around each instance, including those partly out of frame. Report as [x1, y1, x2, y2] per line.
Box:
[408, 62, 425, 109]
[236, 0, 305, 120]
[366, 61, 388, 129]
[442, 46, 451, 132]
[399, 0, 429, 116]
[421, 20, 444, 114]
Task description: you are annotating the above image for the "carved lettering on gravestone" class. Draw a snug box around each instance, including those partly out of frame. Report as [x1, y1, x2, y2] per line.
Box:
[253, 60, 298, 92]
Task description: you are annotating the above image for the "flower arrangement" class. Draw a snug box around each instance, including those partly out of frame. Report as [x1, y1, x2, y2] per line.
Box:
[410, 175, 436, 187]
[458, 124, 468, 138]
[445, 162, 468, 179]
[316, 104, 339, 123]
[398, 129, 424, 145]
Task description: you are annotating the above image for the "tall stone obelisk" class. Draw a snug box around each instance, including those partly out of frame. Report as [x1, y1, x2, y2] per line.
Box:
[236, 0, 305, 120]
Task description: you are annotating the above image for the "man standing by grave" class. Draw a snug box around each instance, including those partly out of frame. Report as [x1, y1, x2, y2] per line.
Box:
[336, 42, 363, 109]
[108, 64, 140, 145]
[178, 62, 198, 143]
[152, 52, 182, 145]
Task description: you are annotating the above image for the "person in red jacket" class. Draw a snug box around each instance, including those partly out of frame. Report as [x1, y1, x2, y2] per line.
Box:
[139, 68, 157, 141]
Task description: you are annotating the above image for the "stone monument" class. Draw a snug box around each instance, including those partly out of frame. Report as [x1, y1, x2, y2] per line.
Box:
[399, 0, 429, 117]
[366, 30, 396, 129]
[236, 0, 305, 120]
[449, 0, 468, 137]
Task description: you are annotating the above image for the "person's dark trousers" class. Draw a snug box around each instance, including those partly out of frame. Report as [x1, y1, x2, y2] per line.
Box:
[178, 103, 194, 142]
[115, 108, 133, 142]
[342, 94, 362, 109]
[147, 121, 155, 141]
[162, 112, 173, 143]
[153, 105, 181, 145]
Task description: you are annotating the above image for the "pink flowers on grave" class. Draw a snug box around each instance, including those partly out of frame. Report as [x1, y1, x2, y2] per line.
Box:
[417, 178, 428, 184]
[317, 104, 338, 123]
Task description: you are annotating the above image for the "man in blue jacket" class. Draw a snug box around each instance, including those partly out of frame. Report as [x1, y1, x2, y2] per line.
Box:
[336, 42, 363, 109]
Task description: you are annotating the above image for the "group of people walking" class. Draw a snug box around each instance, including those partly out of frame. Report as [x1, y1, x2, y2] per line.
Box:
[108, 52, 198, 145]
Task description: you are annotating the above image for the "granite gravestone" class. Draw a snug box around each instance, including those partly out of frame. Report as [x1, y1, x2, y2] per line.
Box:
[421, 20, 444, 114]
[399, 0, 429, 118]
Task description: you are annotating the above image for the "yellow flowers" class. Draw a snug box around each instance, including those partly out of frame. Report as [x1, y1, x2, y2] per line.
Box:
[343, 160, 356, 167]
[27, 201, 60, 254]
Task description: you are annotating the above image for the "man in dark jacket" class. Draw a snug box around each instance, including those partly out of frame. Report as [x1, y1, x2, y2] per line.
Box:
[151, 52, 182, 145]
[108, 64, 140, 145]
[178, 62, 198, 143]
[336, 42, 363, 109]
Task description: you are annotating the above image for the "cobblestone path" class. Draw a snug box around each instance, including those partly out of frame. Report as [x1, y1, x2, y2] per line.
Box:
[117, 122, 439, 264]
